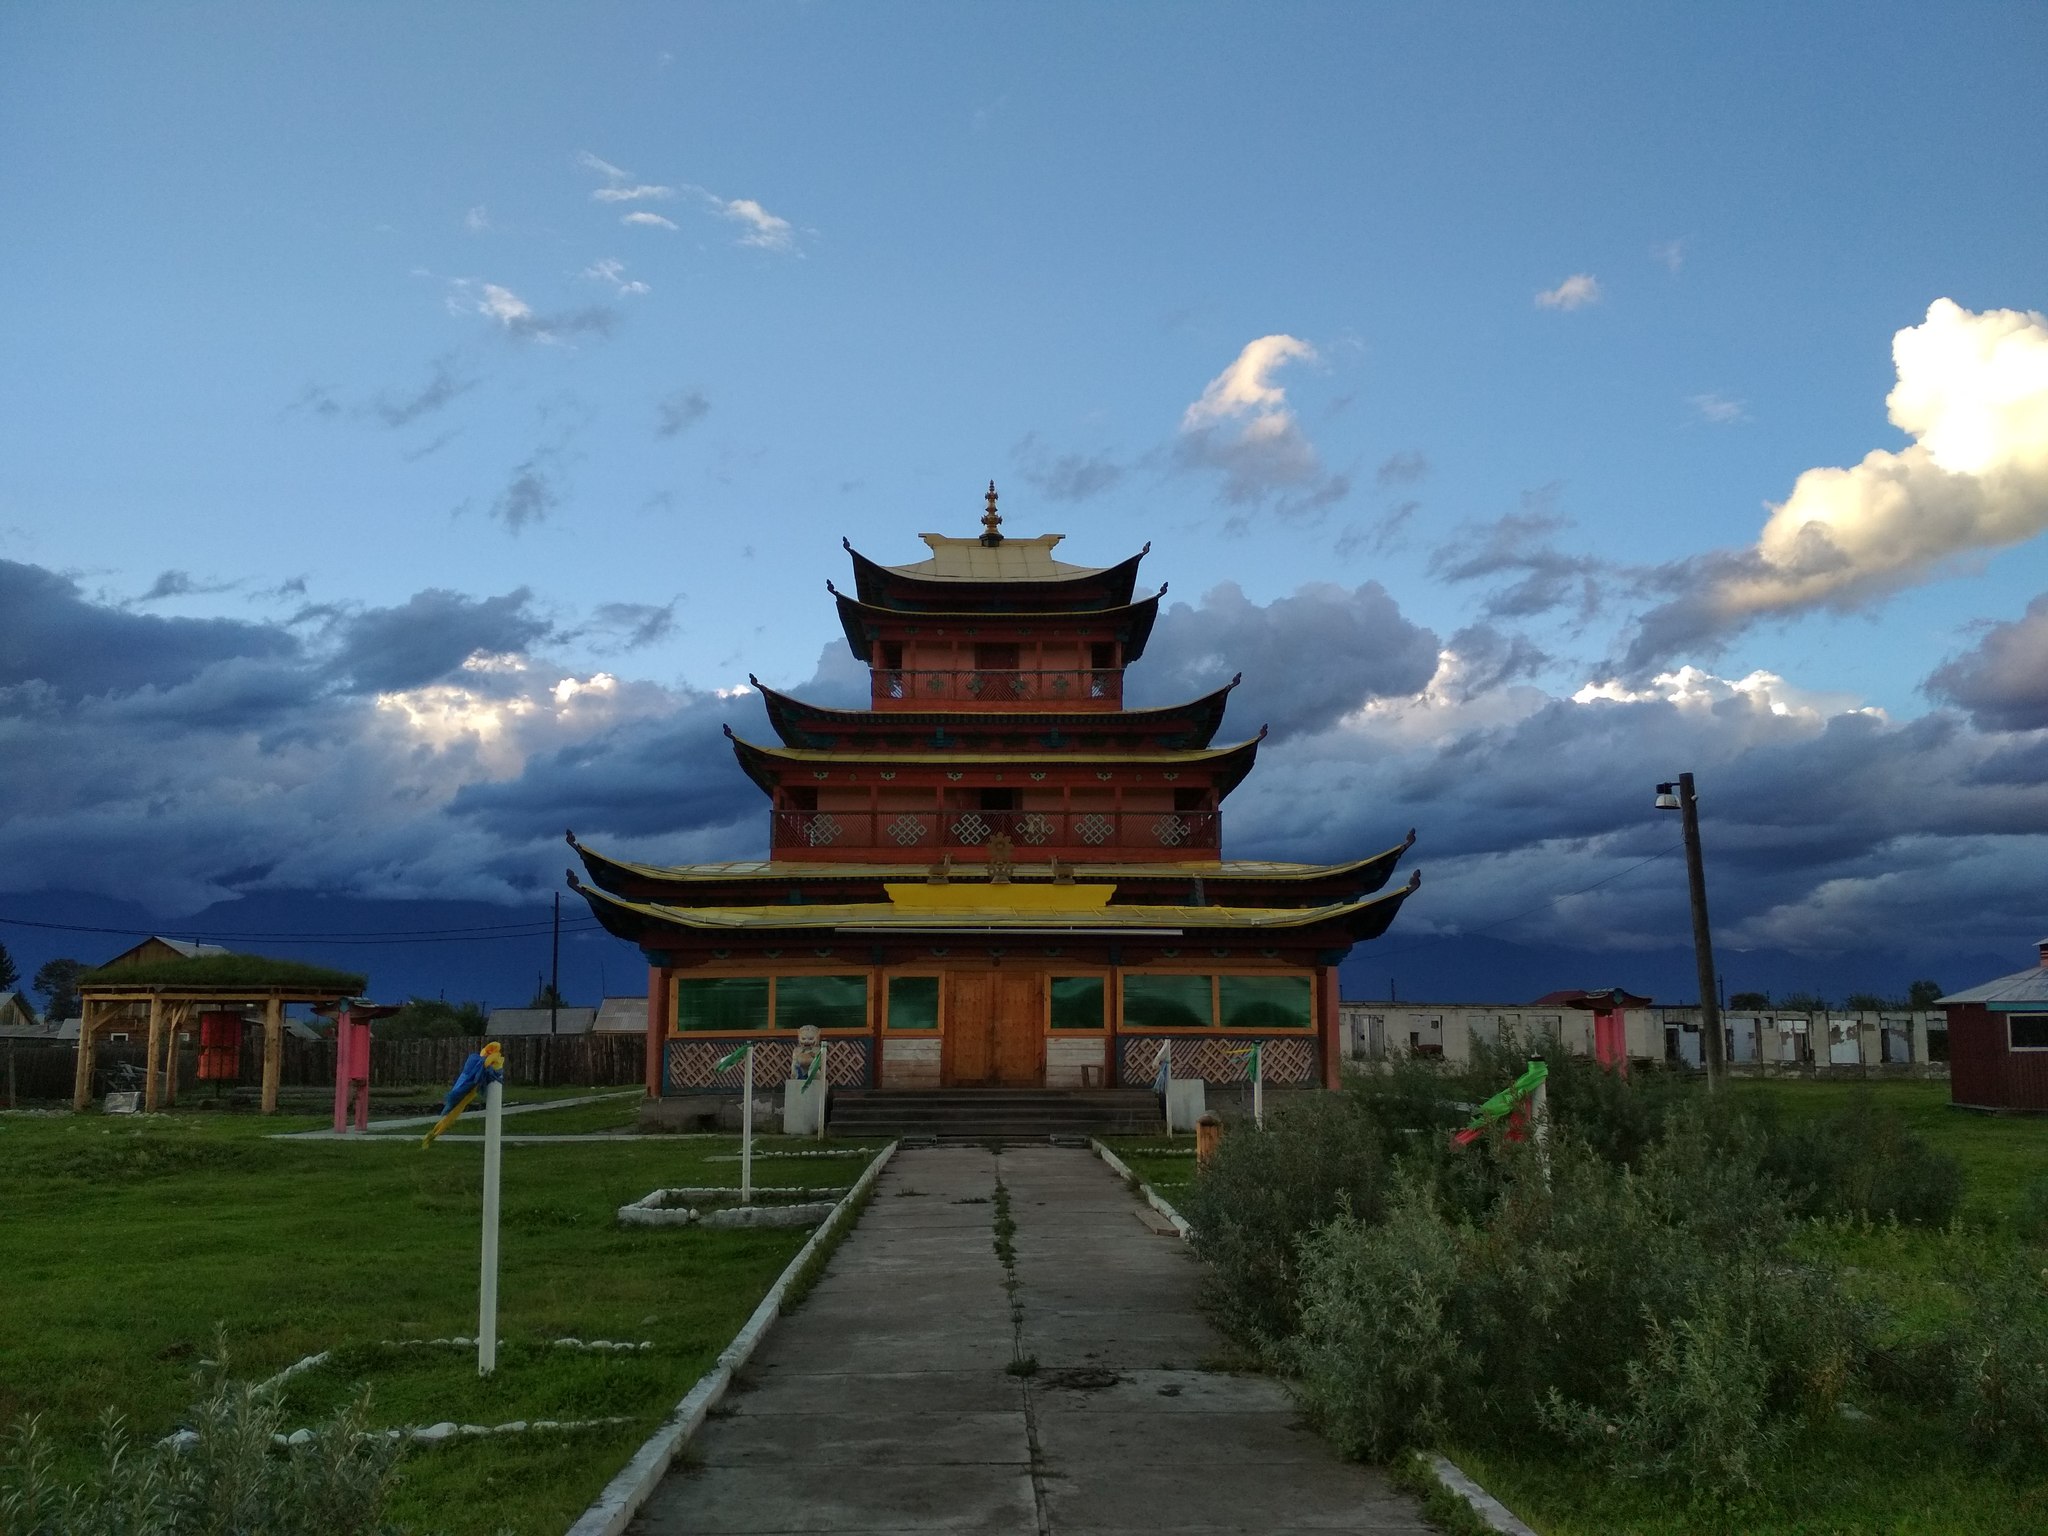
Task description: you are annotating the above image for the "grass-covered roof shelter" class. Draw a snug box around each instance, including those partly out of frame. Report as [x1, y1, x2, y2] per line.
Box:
[74, 936, 367, 1114]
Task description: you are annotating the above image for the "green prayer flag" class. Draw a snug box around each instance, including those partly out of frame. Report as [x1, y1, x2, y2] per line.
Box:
[713, 1043, 750, 1072]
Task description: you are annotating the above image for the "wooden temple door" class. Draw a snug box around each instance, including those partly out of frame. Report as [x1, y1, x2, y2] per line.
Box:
[943, 972, 1044, 1087]
[992, 972, 1042, 1086]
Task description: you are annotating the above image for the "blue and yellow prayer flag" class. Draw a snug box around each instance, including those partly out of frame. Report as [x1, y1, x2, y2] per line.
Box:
[421, 1040, 505, 1148]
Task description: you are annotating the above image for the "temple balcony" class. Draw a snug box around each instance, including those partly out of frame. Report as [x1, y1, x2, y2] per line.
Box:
[771, 806, 1218, 860]
[871, 667, 1124, 711]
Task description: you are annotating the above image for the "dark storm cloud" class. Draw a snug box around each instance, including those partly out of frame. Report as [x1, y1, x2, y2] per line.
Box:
[1444, 624, 1550, 700]
[569, 600, 680, 652]
[1011, 433, 1125, 502]
[0, 559, 299, 702]
[132, 570, 238, 604]
[492, 453, 562, 532]
[1132, 580, 1440, 740]
[448, 698, 755, 839]
[330, 588, 552, 693]
[1376, 451, 1429, 488]
[655, 389, 710, 438]
[1428, 501, 1608, 621]
[1174, 419, 1351, 520]
[369, 354, 476, 429]
[1925, 594, 2048, 732]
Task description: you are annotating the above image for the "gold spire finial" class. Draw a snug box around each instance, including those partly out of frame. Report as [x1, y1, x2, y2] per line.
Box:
[979, 480, 1003, 546]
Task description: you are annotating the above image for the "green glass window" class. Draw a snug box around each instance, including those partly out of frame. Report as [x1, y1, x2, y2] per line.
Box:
[774, 974, 869, 1031]
[675, 976, 769, 1033]
[887, 975, 940, 1030]
[1050, 976, 1106, 1031]
[1220, 975, 1314, 1030]
[1121, 973, 1215, 1029]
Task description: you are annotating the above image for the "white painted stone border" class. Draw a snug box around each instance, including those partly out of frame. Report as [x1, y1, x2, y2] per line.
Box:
[615, 1186, 851, 1229]
[1088, 1143, 1535, 1535]
[1428, 1454, 1540, 1536]
[1089, 1138, 1193, 1240]
[563, 1139, 899, 1536]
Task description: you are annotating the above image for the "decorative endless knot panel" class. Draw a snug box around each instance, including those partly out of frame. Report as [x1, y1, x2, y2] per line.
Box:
[1152, 815, 1191, 847]
[1015, 813, 1055, 845]
[1117, 1035, 1318, 1086]
[1075, 813, 1114, 846]
[668, 1037, 872, 1091]
[950, 813, 991, 845]
[887, 814, 929, 846]
[805, 814, 842, 847]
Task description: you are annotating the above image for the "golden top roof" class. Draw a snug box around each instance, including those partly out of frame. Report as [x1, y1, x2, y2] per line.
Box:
[889, 533, 1099, 583]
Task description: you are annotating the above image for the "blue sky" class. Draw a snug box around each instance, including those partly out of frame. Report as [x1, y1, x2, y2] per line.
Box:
[2, 4, 2044, 989]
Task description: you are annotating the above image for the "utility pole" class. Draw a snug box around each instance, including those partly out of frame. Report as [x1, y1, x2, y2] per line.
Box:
[549, 891, 561, 1036]
[1658, 772, 1725, 1089]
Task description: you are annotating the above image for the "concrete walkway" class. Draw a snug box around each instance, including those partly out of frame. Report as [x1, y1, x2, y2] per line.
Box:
[629, 1144, 1428, 1535]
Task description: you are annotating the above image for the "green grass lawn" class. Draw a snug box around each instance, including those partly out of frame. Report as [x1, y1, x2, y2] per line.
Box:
[1096, 1136, 1198, 1200]
[0, 1108, 881, 1535]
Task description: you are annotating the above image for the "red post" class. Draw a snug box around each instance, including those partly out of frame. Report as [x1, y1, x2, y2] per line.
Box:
[1318, 965, 1342, 1089]
[644, 967, 666, 1099]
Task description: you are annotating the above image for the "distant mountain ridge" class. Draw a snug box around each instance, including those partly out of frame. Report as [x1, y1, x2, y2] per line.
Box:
[0, 888, 2017, 1016]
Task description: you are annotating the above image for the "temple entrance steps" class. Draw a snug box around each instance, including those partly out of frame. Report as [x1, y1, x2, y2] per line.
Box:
[828, 1087, 1165, 1141]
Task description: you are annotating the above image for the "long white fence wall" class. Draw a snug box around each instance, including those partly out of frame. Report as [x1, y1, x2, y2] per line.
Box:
[1338, 1002, 1948, 1073]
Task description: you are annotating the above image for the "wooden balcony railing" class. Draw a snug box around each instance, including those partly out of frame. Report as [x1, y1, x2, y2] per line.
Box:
[872, 668, 1123, 707]
[772, 808, 1218, 854]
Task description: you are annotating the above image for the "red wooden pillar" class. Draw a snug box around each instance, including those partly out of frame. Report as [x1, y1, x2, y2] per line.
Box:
[644, 966, 667, 1099]
[1318, 965, 1342, 1089]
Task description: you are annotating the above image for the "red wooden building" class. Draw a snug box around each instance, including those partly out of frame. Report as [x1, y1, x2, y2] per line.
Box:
[1939, 939, 2048, 1112]
[569, 490, 1420, 1103]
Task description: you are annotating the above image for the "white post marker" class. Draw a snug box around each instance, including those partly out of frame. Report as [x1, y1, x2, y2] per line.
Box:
[478, 1075, 504, 1377]
[1252, 1042, 1264, 1128]
[1529, 1055, 1550, 1190]
[815, 1040, 829, 1142]
[740, 1043, 755, 1206]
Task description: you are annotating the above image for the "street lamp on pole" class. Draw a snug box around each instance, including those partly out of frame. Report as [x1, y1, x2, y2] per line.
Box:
[1655, 772, 1724, 1089]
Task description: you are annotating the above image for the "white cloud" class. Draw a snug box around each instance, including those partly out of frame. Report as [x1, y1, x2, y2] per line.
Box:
[581, 258, 650, 296]
[577, 151, 631, 182]
[475, 283, 533, 326]
[464, 205, 490, 233]
[1571, 665, 1882, 723]
[1536, 273, 1602, 311]
[1174, 336, 1348, 515]
[593, 183, 676, 204]
[1652, 240, 1684, 273]
[622, 211, 679, 231]
[712, 195, 795, 251]
[1628, 299, 2048, 664]
[1182, 334, 1317, 430]
[1690, 392, 1747, 424]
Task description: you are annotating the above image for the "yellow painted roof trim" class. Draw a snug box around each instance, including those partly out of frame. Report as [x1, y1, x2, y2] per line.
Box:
[888, 533, 1099, 582]
[884, 882, 1116, 911]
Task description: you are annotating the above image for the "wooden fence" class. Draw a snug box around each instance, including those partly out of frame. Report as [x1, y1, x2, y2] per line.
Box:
[2, 1033, 645, 1105]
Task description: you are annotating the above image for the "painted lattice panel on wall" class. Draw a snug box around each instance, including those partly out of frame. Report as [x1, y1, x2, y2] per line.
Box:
[1117, 1035, 1317, 1086]
[666, 1037, 872, 1092]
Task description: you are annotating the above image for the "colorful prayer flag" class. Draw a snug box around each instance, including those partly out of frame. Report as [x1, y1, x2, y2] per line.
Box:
[421, 1040, 505, 1148]
[1451, 1059, 1548, 1148]
[714, 1042, 751, 1072]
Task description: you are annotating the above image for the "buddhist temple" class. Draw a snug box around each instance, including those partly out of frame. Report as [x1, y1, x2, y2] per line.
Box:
[568, 487, 1420, 1115]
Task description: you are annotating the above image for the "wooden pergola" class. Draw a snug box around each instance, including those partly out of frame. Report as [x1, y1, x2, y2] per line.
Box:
[72, 951, 365, 1113]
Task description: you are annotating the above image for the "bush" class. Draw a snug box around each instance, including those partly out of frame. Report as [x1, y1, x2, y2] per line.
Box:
[1181, 1088, 1388, 1345]
[1945, 1255, 2048, 1458]
[1, 1372, 403, 1536]
[1762, 1097, 1964, 1228]
[2017, 1176, 2048, 1244]
[1290, 1176, 1470, 1460]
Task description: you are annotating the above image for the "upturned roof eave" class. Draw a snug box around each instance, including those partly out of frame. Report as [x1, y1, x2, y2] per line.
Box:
[844, 539, 1148, 607]
[570, 870, 1417, 942]
[723, 727, 1267, 797]
[750, 674, 1240, 747]
[830, 586, 1165, 663]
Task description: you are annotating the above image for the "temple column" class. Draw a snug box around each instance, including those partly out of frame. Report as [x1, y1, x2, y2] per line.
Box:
[261, 995, 283, 1114]
[72, 998, 98, 1110]
[165, 1002, 188, 1106]
[143, 995, 166, 1111]
[643, 967, 666, 1098]
[1318, 965, 1342, 1089]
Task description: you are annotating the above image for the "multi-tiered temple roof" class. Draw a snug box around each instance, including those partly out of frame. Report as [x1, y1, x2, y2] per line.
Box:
[571, 488, 1417, 1098]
